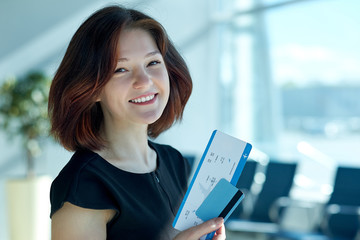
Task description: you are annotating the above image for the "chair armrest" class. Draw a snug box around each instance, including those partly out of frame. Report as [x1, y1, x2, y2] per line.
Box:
[269, 196, 321, 222]
[321, 204, 360, 239]
[325, 204, 360, 215]
[269, 197, 325, 232]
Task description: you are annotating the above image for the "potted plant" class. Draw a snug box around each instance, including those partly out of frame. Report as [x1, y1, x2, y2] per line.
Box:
[0, 71, 52, 240]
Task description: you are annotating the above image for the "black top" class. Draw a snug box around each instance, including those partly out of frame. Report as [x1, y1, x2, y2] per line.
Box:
[50, 141, 190, 240]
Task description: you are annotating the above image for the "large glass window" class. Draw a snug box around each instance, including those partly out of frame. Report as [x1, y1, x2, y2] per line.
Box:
[264, 0, 360, 199]
[218, 0, 360, 200]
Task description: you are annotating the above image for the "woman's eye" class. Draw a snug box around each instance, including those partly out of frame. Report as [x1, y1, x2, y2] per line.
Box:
[114, 68, 127, 73]
[148, 60, 161, 66]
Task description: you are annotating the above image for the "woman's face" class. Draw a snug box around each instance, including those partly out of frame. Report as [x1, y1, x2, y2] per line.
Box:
[97, 28, 170, 128]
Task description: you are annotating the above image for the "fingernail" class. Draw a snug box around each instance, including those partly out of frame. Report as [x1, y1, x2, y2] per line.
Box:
[210, 217, 224, 228]
[215, 217, 223, 225]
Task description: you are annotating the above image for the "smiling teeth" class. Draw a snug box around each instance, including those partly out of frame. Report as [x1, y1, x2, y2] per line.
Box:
[130, 94, 155, 103]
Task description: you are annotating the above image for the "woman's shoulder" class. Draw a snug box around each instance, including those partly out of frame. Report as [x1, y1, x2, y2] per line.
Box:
[50, 149, 113, 217]
[55, 149, 101, 179]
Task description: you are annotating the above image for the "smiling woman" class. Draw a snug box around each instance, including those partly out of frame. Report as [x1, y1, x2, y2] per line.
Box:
[96, 29, 170, 129]
[48, 6, 192, 152]
[47, 5, 226, 240]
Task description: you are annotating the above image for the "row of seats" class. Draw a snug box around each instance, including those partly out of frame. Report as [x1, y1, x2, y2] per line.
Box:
[226, 159, 360, 240]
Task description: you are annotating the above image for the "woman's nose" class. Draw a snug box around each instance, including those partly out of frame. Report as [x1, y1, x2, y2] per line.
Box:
[133, 68, 152, 89]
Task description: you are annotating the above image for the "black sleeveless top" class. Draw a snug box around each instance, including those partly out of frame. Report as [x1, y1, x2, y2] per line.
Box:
[50, 141, 190, 240]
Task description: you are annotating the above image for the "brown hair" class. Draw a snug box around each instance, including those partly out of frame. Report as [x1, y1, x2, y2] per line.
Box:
[48, 5, 192, 151]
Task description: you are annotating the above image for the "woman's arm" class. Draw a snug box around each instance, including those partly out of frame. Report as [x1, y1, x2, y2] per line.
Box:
[51, 202, 115, 240]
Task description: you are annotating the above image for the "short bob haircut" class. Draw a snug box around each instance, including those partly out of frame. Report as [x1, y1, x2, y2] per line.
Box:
[48, 5, 192, 152]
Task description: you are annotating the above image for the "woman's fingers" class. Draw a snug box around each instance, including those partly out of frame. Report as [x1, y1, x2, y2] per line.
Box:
[213, 223, 226, 240]
[174, 217, 224, 240]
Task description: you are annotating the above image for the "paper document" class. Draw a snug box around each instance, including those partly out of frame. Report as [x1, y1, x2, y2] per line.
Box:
[173, 130, 252, 232]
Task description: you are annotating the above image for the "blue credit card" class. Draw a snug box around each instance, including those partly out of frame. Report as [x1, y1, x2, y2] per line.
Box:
[196, 178, 244, 239]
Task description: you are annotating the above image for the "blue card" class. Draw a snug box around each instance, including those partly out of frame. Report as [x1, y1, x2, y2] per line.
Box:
[196, 178, 244, 239]
[196, 178, 244, 222]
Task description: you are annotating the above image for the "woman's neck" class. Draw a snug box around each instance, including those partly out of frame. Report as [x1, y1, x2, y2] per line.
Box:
[97, 123, 157, 173]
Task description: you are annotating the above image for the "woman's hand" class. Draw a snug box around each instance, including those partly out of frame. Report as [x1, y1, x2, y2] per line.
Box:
[174, 217, 226, 240]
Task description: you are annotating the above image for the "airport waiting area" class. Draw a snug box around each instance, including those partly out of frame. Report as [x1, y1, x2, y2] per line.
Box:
[223, 158, 360, 240]
[1, 0, 360, 239]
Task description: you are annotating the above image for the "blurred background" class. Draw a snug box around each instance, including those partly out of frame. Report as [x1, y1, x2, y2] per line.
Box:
[0, 0, 359, 239]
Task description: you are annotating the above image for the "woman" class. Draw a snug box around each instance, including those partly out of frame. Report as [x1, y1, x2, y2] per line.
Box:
[48, 5, 225, 240]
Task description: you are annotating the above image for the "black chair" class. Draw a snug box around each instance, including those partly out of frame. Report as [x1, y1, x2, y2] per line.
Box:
[226, 160, 298, 234]
[229, 159, 258, 219]
[183, 154, 196, 170]
[321, 166, 360, 239]
[270, 166, 360, 240]
[236, 159, 258, 191]
[250, 161, 297, 222]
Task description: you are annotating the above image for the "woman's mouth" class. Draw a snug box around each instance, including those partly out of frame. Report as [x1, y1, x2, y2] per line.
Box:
[129, 94, 157, 104]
